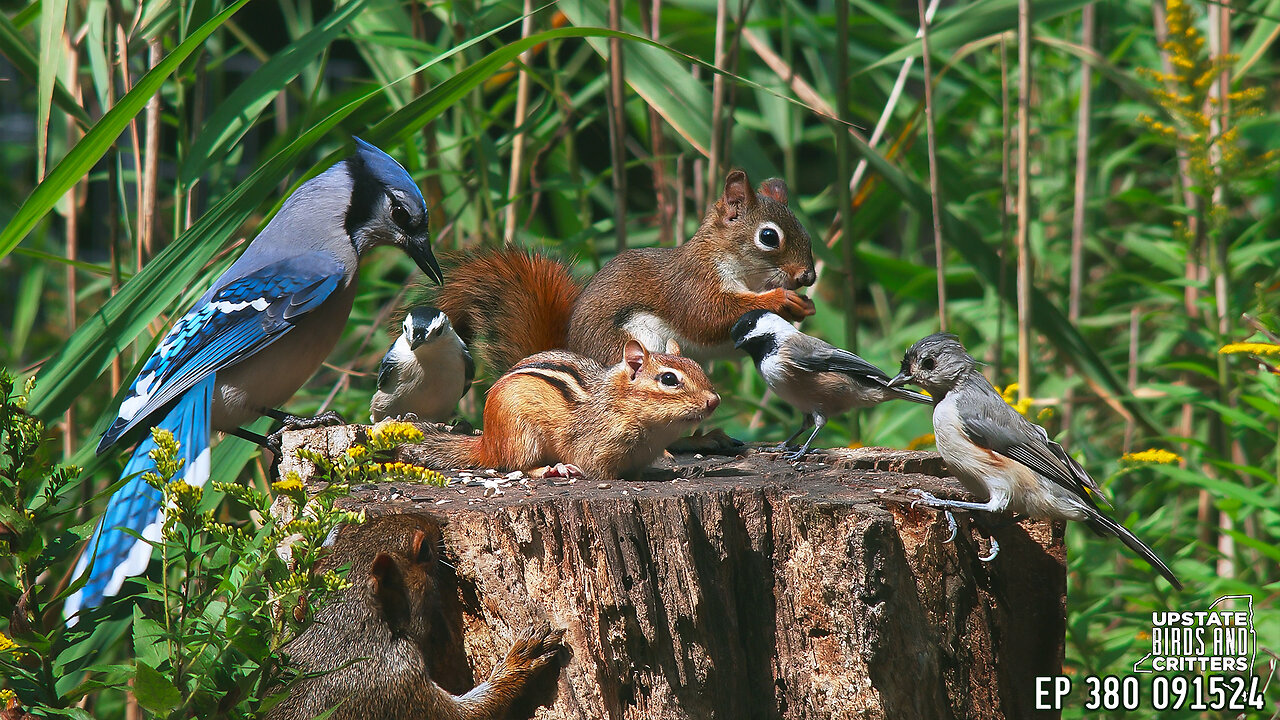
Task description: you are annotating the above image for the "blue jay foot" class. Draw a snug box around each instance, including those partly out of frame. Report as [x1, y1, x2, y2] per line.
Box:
[265, 408, 349, 430]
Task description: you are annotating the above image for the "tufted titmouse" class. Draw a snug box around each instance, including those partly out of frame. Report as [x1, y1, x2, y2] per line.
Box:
[889, 332, 1181, 588]
[732, 310, 931, 459]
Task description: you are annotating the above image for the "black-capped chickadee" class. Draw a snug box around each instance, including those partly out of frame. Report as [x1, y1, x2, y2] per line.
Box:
[371, 307, 474, 423]
[732, 310, 931, 459]
[889, 332, 1181, 589]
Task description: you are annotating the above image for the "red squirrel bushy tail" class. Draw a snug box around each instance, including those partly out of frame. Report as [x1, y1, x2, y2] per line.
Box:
[424, 249, 581, 374]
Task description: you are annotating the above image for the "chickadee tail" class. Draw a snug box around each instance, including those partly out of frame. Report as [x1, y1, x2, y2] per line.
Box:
[894, 387, 933, 405]
[1086, 510, 1183, 590]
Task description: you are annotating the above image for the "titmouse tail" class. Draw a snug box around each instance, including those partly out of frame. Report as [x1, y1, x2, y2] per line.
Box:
[1086, 511, 1182, 590]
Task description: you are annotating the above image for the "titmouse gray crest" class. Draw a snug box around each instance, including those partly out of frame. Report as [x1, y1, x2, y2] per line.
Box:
[371, 306, 474, 422]
[732, 310, 931, 459]
[889, 332, 1181, 589]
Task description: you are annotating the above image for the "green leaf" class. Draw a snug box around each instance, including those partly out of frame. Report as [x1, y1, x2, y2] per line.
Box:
[133, 605, 169, 670]
[181, 0, 369, 184]
[133, 660, 183, 715]
[35, 0, 69, 179]
[0, 9, 90, 127]
[0, 0, 254, 259]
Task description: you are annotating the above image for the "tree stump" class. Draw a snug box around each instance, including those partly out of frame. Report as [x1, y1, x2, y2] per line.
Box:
[279, 426, 1066, 720]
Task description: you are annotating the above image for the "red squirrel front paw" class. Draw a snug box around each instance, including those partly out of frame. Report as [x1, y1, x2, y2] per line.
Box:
[775, 289, 816, 321]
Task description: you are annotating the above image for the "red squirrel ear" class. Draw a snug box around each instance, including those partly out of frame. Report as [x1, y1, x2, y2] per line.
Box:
[757, 178, 788, 205]
[623, 340, 647, 379]
[717, 169, 754, 222]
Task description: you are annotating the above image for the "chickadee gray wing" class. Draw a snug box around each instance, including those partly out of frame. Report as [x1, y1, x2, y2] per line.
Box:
[461, 345, 476, 398]
[958, 391, 1107, 508]
[793, 345, 932, 404]
[377, 344, 399, 392]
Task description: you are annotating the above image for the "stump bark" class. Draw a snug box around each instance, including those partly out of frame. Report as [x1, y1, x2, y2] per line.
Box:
[279, 426, 1066, 720]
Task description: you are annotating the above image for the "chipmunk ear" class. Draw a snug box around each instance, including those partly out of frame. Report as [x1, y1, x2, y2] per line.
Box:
[369, 552, 411, 627]
[757, 178, 788, 205]
[624, 340, 648, 379]
[717, 169, 755, 223]
[665, 338, 682, 355]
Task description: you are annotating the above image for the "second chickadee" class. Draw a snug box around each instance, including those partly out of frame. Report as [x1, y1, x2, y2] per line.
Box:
[371, 307, 474, 423]
[732, 310, 931, 459]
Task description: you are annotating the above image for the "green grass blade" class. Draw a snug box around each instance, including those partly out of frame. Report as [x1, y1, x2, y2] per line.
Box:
[0, 0, 253, 259]
[0, 8, 89, 128]
[35, 0, 70, 179]
[181, 0, 369, 184]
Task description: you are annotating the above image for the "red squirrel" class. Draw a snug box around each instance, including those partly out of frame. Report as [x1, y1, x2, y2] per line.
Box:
[429, 169, 816, 374]
[268, 513, 564, 720]
[401, 340, 720, 480]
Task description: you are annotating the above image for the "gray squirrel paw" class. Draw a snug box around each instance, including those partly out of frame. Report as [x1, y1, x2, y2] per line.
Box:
[505, 622, 567, 674]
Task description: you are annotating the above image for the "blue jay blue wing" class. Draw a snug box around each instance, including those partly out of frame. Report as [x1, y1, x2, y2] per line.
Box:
[959, 405, 1107, 508]
[97, 252, 344, 453]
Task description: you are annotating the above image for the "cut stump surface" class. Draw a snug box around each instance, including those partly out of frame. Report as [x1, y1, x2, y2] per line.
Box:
[279, 426, 1065, 720]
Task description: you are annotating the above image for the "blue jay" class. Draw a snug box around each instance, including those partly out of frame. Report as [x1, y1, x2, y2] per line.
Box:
[370, 306, 474, 422]
[731, 310, 931, 459]
[889, 333, 1181, 589]
[65, 139, 443, 621]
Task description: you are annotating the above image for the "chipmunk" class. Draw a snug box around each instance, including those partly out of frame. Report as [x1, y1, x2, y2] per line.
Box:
[400, 340, 720, 480]
[429, 169, 816, 374]
[268, 513, 565, 720]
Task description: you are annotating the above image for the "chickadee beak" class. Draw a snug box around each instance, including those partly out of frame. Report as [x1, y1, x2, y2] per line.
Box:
[888, 372, 912, 388]
[407, 230, 443, 285]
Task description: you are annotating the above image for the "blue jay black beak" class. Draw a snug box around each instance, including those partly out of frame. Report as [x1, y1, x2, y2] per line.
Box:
[408, 232, 443, 285]
[888, 372, 912, 388]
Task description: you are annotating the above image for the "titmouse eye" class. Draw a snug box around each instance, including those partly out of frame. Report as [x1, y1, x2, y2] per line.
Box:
[756, 222, 782, 250]
[921, 357, 936, 371]
[658, 371, 681, 388]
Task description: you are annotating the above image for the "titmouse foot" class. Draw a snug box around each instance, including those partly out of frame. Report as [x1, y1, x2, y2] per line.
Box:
[978, 537, 1000, 562]
[783, 447, 811, 462]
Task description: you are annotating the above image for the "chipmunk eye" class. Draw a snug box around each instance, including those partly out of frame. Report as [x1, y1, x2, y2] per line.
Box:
[658, 371, 681, 387]
[921, 357, 936, 371]
[756, 223, 781, 250]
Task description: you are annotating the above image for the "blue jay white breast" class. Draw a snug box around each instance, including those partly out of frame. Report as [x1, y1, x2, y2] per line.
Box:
[371, 307, 474, 422]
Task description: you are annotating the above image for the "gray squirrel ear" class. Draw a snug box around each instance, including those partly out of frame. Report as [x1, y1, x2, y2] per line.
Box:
[369, 552, 411, 627]
[717, 169, 754, 222]
[757, 178, 788, 205]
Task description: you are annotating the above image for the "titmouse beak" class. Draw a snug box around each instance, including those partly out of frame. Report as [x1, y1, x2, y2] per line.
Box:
[888, 372, 912, 388]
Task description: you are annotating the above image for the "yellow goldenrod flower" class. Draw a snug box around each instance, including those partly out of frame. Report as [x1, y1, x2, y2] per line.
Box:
[1121, 449, 1182, 465]
[0, 688, 13, 703]
[368, 420, 424, 449]
[1219, 342, 1280, 356]
[272, 476, 306, 494]
[0, 631, 17, 652]
[907, 434, 936, 451]
[346, 445, 369, 461]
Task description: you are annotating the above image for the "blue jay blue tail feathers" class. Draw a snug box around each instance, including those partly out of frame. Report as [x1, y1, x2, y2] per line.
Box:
[64, 375, 214, 623]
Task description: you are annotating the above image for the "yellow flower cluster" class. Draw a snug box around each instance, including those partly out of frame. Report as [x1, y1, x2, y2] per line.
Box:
[346, 445, 369, 461]
[367, 462, 449, 486]
[907, 433, 936, 450]
[1121, 448, 1183, 465]
[0, 689, 13, 704]
[999, 383, 1034, 417]
[0, 631, 17, 653]
[1219, 342, 1280, 356]
[368, 420, 424, 450]
[272, 476, 306, 494]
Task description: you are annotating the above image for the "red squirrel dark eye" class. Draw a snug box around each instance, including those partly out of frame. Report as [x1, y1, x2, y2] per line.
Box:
[658, 371, 680, 387]
[757, 226, 780, 249]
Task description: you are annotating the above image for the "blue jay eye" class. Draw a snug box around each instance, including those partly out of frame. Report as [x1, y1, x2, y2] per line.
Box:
[391, 204, 414, 231]
[658, 371, 681, 387]
[757, 226, 780, 249]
